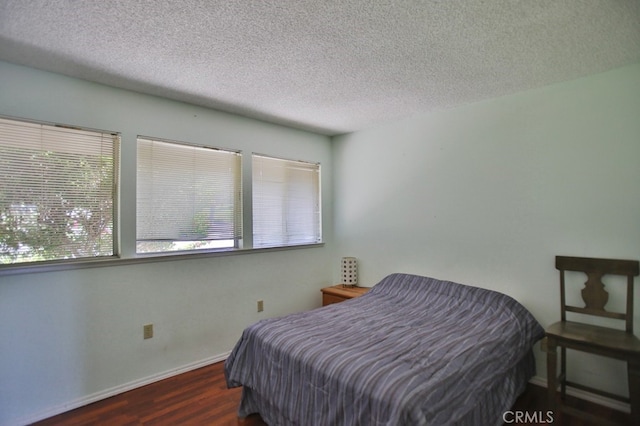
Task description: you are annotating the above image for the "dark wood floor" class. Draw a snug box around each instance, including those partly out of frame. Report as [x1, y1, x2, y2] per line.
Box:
[34, 361, 630, 425]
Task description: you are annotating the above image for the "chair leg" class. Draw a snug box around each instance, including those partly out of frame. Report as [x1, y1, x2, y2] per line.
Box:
[560, 346, 566, 399]
[628, 357, 640, 425]
[547, 338, 558, 414]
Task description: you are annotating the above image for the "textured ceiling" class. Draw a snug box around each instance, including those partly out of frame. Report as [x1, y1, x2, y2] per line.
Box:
[0, 1, 639, 135]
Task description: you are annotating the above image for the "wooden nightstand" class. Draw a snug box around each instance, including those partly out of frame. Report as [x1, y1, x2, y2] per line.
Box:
[321, 284, 369, 306]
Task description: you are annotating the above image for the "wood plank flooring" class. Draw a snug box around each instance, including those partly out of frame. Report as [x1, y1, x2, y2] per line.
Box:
[34, 361, 630, 425]
[33, 362, 265, 426]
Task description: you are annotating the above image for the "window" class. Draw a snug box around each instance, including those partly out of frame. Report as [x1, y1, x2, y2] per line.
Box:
[252, 154, 321, 248]
[0, 116, 322, 271]
[136, 137, 242, 254]
[0, 117, 119, 264]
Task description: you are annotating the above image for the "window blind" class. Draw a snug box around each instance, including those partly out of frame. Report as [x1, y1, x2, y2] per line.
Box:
[0, 117, 118, 264]
[252, 154, 321, 248]
[136, 137, 242, 253]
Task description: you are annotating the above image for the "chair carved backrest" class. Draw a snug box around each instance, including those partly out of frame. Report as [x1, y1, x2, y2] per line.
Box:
[556, 256, 639, 333]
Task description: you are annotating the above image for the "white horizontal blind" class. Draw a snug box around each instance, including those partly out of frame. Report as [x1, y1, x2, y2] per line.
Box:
[136, 137, 242, 253]
[252, 154, 321, 248]
[0, 117, 118, 264]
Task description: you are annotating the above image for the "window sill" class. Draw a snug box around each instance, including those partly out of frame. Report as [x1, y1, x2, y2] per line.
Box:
[0, 242, 324, 277]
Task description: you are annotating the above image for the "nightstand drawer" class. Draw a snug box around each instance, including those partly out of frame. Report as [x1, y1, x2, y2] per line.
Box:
[321, 285, 369, 306]
[322, 293, 349, 306]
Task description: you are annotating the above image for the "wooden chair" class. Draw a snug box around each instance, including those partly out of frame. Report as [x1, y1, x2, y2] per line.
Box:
[546, 256, 640, 425]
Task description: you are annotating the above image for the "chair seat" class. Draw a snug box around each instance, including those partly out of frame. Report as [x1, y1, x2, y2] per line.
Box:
[547, 320, 640, 357]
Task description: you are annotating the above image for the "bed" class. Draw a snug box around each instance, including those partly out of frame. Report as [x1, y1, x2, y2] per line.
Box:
[224, 273, 544, 425]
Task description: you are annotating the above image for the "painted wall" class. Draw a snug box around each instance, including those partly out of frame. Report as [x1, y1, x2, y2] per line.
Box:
[333, 64, 640, 398]
[2, 58, 639, 424]
[0, 61, 334, 425]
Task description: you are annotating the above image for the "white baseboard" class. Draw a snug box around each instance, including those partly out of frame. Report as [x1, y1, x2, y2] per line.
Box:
[17, 351, 231, 426]
[529, 376, 630, 414]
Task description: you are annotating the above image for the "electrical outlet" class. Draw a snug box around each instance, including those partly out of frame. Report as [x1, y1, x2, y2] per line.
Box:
[257, 300, 264, 312]
[143, 324, 154, 339]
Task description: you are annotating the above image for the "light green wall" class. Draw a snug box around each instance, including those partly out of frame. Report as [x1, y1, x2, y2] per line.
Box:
[333, 63, 640, 398]
[0, 61, 334, 425]
[2, 59, 639, 424]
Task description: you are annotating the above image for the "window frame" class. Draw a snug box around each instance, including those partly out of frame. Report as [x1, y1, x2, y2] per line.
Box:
[0, 117, 324, 277]
[135, 135, 243, 256]
[0, 115, 120, 268]
[252, 153, 322, 249]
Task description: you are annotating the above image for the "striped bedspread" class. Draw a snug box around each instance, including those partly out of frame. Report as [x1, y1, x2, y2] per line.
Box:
[225, 273, 544, 425]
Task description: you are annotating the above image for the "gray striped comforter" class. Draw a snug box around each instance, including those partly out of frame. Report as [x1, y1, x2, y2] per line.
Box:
[225, 273, 544, 425]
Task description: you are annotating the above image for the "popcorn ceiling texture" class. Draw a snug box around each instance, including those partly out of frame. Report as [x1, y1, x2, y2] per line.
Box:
[0, 1, 638, 135]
